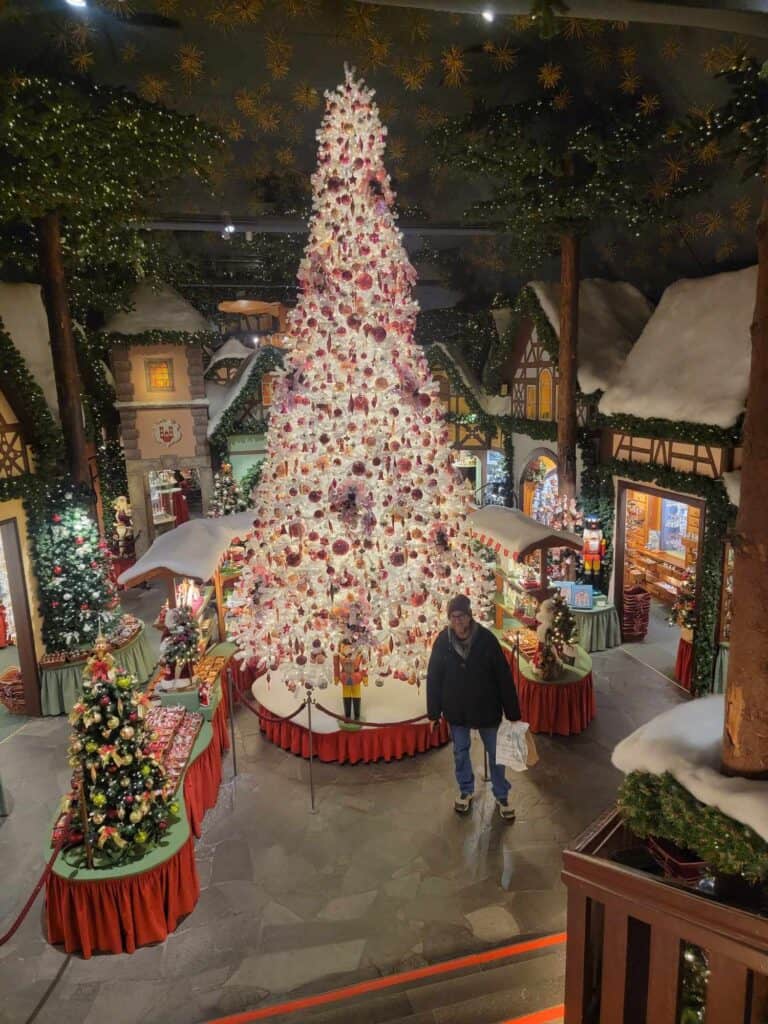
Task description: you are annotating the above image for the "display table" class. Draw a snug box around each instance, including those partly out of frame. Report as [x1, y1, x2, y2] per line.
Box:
[45, 684, 229, 957]
[572, 603, 621, 653]
[713, 642, 729, 694]
[257, 710, 450, 765]
[675, 637, 694, 692]
[500, 627, 595, 736]
[40, 625, 157, 716]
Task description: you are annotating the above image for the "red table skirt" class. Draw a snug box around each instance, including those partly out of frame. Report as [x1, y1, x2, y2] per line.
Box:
[45, 702, 229, 956]
[510, 658, 596, 736]
[675, 637, 694, 692]
[259, 712, 450, 765]
[229, 657, 259, 702]
[184, 703, 227, 839]
[46, 836, 199, 958]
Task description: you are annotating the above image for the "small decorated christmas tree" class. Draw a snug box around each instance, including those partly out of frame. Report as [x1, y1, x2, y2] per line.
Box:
[160, 606, 200, 679]
[670, 568, 697, 630]
[208, 462, 248, 518]
[550, 592, 580, 656]
[66, 638, 172, 864]
[37, 483, 118, 652]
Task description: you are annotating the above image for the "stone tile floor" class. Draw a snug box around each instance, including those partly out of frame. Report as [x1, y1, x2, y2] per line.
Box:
[0, 633, 686, 1024]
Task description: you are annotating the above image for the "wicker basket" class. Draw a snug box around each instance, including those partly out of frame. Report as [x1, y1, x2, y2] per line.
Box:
[0, 667, 26, 715]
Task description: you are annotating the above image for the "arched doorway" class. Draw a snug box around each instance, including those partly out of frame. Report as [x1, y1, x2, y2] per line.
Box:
[520, 449, 558, 522]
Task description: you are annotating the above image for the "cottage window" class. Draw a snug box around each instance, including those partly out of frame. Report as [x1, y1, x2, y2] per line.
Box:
[145, 359, 174, 392]
[525, 384, 537, 419]
[539, 369, 553, 420]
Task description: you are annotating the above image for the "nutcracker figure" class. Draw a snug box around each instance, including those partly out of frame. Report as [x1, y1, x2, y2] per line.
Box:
[333, 638, 368, 721]
[582, 515, 606, 578]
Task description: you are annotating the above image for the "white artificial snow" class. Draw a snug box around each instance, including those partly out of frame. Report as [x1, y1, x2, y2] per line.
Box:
[530, 278, 653, 395]
[206, 350, 281, 439]
[207, 337, 254, 366]
[429, 342, 511, 416]
[723, 469, 741, 508]
[469, 506, 582, 558]
[599, 266, 757, 428]
[103, 281, 211, 336]
[0, 282, 59, 418]
[118, 509, 255, 587]
[613, 695, 768, 843]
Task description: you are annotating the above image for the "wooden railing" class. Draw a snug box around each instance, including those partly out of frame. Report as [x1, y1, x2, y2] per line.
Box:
[562, 808, 768, 1024]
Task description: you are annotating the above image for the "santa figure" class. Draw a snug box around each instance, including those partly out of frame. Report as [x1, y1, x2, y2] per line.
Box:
[582, 516, 606, 578]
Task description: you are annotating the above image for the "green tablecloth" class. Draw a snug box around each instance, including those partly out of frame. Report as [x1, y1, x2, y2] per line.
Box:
[713, 643, 729, 694]
[572, 604, 622, 653]
[497, 618, 593, 684]
[40, 625, 157, 717]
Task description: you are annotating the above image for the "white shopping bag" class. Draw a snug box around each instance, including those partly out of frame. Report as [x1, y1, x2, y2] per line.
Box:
[495, 720, 531, 772]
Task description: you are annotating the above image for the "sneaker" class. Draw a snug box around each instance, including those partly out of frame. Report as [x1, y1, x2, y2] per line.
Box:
[496, 799, 516, 822]
[454, 792, 474, 814]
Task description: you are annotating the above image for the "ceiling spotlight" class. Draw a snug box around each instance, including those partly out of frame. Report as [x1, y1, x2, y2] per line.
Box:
[224, 223, 236, 234]
[65, 0, 88, 6]
[482, 8, 494, 22]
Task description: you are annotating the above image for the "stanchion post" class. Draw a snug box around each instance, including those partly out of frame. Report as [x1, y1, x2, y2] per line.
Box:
[226, 667, 238, 779]
[483, 746, 490, 782]
[306, 684, 317, 814]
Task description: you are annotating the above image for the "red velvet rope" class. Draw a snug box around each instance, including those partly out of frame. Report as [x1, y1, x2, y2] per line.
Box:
[0, 827, 70, 947]
[239, 693, 309, 723]
[313, 702, 430, 728]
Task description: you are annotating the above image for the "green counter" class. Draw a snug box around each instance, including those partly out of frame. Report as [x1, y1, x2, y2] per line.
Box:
[496, 616, 592, 685]
[40, 625, 157, 717]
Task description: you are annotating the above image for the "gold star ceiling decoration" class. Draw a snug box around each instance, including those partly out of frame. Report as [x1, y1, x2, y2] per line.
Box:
[441, 46, 468, 88]
[120, 42, 138, 63]
[485, 41, 518, 72]
[177, 44, 205, 85]
[731, 197, 752, 227]
[661, 37, 683, 62]
[537, 62, 563, 89]
[638, 93, 661, 116]
[138, 73, 170, 104]
[552, 88, 572, 111]
[292, 82, 321, 111]
[619, 72, 641, 95]
[697, 210, 725, 237]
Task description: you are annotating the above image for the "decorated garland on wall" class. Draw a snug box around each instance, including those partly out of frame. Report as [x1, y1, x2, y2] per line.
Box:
[596, 410, 743, 449]
[583, 455, 733, 695]
[208, 347, 284, 460]
[416, 308, 497, 379]
[618, 770, 768, 883]
[105, 329, 217, 350]
[484, 287, 560, 393]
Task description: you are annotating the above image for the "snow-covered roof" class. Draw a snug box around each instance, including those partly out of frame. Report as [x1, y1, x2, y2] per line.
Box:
[206, 353, 257, 438]
[599, 266, 757, 429]
[208, 337, 253, 366]
[723, 469, 741, 507]
[118, 509, 256, 586]
[0, 282, 59, 419]
[529, 279, 654, 395]
[103, 281, 211, 337]
[613, 695, 768, 843]
[468, 506, 582, 559]
[430, 342, 511, 417]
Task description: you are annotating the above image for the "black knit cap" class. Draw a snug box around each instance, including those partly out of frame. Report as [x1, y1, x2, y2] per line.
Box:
[447, 594, 472, 616]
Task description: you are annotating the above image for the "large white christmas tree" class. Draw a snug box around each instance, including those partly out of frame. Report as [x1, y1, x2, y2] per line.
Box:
[230, 68, 494, 689]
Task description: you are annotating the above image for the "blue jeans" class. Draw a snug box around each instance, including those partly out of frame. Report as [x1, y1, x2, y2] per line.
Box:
[450, 724, 511, 802]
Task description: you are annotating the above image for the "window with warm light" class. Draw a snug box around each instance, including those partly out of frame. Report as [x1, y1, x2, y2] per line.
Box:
[539, 369, 553, 420]
[145, 358, 175, 392]
[525, 384, 537, 419]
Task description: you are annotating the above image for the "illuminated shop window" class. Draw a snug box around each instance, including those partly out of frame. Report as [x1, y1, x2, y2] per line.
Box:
[145, 358, 175, 392]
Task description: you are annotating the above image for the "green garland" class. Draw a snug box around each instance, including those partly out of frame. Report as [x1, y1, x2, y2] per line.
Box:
[510, 417, 559, 443]
[619, 771, 768, 883]
[0, 315, 64, 487]
[587, 457, 733, 694]
[415, 309, 497, 379]
[208, 347, 284, 460]
[106, 329, 217, 349]
[597, 411, 743, 449]
[96, 441, 129, 515]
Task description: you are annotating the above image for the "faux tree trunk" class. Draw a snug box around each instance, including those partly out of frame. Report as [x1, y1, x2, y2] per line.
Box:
[37, 210, 90, 486]
[557, 232, 580, 502]
[722, 187, 768, 778]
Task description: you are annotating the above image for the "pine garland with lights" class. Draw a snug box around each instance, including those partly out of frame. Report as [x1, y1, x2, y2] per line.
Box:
[36, 483, 118, 653]
[618, 771, 768, 883]
[65, 643, 173, 866]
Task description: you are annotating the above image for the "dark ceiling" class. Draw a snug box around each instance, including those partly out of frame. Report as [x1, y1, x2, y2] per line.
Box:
[2, 0, 767, 301]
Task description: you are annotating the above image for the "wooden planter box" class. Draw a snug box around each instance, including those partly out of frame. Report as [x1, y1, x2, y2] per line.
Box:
[563, 807, 768, 1023]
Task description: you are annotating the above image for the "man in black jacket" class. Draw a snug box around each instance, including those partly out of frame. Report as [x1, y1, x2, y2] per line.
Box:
[427, 594, 521, 820]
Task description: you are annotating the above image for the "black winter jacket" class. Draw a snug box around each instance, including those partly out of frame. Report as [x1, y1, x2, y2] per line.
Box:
[426, 623, 520, 729]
